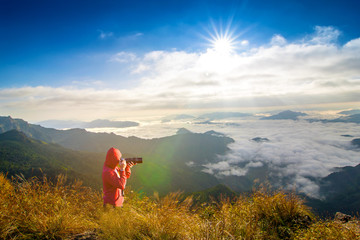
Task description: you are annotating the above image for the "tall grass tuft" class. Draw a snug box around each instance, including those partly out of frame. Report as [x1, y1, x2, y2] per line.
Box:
[0, 173, 101, 239]
[295, 220, 360, 240]
[99, 191, 204, 239]
[201, 185, 314, 240]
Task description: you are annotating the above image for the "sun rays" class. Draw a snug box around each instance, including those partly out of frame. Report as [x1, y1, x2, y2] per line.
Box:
[204, 19, 242, 55]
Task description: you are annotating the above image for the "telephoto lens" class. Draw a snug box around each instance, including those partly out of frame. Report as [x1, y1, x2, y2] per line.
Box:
[121, 157, 143, 164]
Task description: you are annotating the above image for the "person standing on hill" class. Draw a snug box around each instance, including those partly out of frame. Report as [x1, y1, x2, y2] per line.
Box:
[102, 147, 134, 207]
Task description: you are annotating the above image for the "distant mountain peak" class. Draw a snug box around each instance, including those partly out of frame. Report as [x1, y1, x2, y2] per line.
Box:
[205, 130, 226, 137]
[0, 129, 32, 143]
[325, 113, 360, 124]
[338, 109, 360, 115]
[252, 137, 270, 143]
[261, 110, 307, 120]
[176, 128, 192, 134]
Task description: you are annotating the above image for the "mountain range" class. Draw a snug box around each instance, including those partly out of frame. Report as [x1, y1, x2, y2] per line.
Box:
[263, 110, 360, 124]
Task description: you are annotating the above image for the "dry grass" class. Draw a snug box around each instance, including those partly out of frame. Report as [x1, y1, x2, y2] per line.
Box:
[98, 192, 203, 239]
[0, 173, 101, 239]
[200, 185, 314, 240]
[1, 173, 359, 240]
[295, 220, 360, 240]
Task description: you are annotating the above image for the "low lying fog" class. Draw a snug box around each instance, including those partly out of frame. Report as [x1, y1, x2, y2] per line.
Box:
[87, 118, 360, 198]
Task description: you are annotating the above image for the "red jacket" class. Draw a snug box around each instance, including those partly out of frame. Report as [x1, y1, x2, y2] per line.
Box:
[102, 147, 131, 207]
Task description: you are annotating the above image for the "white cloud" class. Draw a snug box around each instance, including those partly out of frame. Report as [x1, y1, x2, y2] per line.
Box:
[271, 34, 287, 46]
[109, 51, 137, 63]
[240, 40, 249, 46]
[98, 30, 114, 39]
[309, 26, 341, 45]
[1, 26, 359, 121]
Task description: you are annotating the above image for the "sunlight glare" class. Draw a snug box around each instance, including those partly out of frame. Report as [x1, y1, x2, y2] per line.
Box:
[205, 21, 240, 55]
[213, 37, 233, 54]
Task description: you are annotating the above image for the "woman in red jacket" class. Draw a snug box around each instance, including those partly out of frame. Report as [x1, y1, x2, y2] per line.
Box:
[102, 147, 134, 207]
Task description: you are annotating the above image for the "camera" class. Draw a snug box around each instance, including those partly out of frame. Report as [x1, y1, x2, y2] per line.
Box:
[121, 157, 143, 164]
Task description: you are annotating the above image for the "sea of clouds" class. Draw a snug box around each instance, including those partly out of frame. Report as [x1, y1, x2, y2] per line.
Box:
[87, 118, 360, 198]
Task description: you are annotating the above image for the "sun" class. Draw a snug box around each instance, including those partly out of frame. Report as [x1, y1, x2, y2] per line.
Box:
[205, 21, 239, 54]
[212, 36, 234, 54]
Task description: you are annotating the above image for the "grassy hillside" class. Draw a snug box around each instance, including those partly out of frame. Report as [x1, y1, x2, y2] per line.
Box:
[0, 174, 359, 240]
[0, 129, 105, 189]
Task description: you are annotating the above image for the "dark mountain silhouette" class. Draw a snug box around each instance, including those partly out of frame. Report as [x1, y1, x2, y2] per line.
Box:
[252, 137, 270, 143]
[205, 130, 226, 137]
[329, 114, 360, 124]
[308, 114, 360, 124]
[176, 128, 193, 134]
[338, 109, 360, 115]
[261, 110, 307, 120]
[341, 134, 354, 138]
[308, 163, 360, 215]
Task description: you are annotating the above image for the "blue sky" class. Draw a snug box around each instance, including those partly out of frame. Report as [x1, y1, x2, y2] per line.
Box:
[0, 0, 360, 121]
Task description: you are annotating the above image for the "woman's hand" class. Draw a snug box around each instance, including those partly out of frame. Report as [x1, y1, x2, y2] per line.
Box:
[119, 159, 127, 171]
[127, 162, 136, 168]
